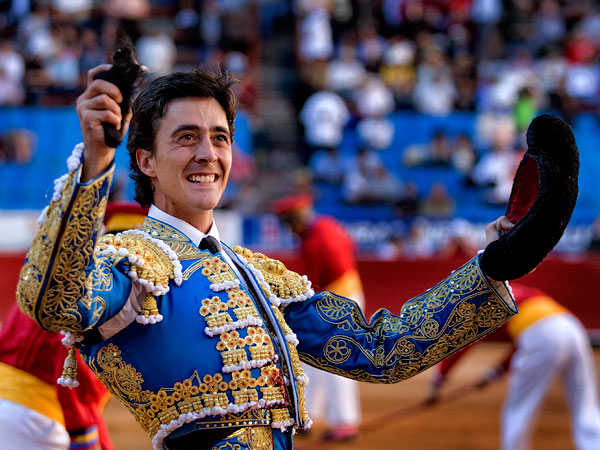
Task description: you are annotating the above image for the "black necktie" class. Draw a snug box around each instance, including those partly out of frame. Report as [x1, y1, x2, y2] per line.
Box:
[199, 236, 220, 254]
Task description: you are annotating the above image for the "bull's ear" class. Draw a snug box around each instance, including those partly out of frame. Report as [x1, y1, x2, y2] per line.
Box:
[480, 114, 579, 281]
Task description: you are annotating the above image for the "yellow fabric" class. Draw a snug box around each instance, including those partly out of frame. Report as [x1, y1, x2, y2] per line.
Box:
[104, 213, 146, 233]
[70, 427, 99, 443]
[0, 362, 64, 426]
[323, 270, 364, 300]
[507, 295, 568, 339]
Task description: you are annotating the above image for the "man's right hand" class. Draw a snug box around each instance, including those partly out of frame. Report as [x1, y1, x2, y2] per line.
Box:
[76, 64, 131, 182]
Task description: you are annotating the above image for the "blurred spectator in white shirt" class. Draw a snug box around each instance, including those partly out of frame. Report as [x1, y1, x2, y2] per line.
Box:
[300, 90, 349, 150]
[137, 21, 177, 78]
[326, 43, 366, 95]
[0, 39, 25, 105]
[413, 47, 456, 116]
[297, 4, 334, 63]
[471, 114, 520, 205]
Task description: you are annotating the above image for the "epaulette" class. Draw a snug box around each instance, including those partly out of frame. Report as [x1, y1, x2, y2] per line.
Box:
[97, 230, 183, 323]
[232, 246, 314, 308]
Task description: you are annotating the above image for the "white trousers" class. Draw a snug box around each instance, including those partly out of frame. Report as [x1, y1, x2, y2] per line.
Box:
[302, 363, 361, 427]
[501, 313, 600, 450]
[0, 398, 70, 450]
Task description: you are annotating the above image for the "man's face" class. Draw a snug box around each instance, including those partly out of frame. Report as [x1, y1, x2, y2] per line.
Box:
[136, 97, 232, 231]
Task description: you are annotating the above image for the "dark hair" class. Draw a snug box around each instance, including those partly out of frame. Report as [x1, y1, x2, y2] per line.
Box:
[127, 69, 237, 207]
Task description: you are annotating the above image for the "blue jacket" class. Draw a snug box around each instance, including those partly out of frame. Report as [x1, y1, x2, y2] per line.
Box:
[17, 146, 517, 449]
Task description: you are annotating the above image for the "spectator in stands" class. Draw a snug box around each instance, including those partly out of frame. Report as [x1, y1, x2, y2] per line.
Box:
[419, 182, 456, 220]
[471, 114, 520, 205]
[136, 19, 177, 78]
[451, 133, 478, 177]
[225, 51, 258, 113]
[413, 47, 457, 116]
[353, 75, 396, 151]
[343, 147, 402, 204]
[379, 34, 416, 109]
[0, 129, 35, 164]
[534, 45, 568, 112]
[356, 23, 386, 72]
[308, 146, 346, 184]
[401, 129, 452, 167]
[514, 87, 538, 134]
[297, 2, 334, 67]
[44, 22, 81, 96]
[299, 89, 349, 164]
[78, 28, 105, 87]
[394, 181, 421, 219]
[325, 41, 367, 97]
[0, 39, 25, 105]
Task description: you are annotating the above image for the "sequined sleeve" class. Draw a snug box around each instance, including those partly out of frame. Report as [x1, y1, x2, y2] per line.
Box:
[16, 146, 128, 333]
[284, 255, 517, 383]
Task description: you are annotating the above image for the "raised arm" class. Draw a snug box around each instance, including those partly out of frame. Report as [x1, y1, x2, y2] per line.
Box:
[17, 65, 133, 333]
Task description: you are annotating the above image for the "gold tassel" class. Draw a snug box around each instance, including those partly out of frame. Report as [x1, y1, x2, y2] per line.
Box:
[57, 348, 79, 388]
[136, 293, 163, 324]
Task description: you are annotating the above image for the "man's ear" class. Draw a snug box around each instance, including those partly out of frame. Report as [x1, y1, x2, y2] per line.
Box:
[136, 148, 155, 177]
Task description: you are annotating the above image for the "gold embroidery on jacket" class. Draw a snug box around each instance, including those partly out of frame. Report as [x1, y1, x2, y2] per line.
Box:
[299, 257, 514, 384]
[232, 246, 311, 303]
[17, 169, 112, 331]
[211, 426, 273, 450]
[87, 343, 287, 438]
[141, 217, 202, 260]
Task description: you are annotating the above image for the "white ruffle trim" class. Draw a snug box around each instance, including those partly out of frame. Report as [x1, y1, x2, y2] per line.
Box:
[284, 332, 299, 347]
[222, 356, 275, 374]
[204, 316, 263, 337]
[57, 377, 79, 388]
[37, 206, 49, 225]
[150, 399, 285, 450]
[60, 331, 84, 347]
[271, 418, 295, 433]
[66, 143, 84, 172]
[136, 314, 164, 325]
[296, 374, 309, 387]
[210, 279, 241, 292]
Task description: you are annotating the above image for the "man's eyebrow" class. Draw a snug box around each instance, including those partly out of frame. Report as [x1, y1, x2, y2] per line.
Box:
[171, 124, 200, 138]
[170, 124, 231, 139]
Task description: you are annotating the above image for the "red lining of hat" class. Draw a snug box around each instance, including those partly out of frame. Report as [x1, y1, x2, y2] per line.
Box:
[506, 157, 539, 224]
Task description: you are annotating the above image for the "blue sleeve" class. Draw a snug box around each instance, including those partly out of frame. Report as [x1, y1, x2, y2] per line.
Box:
[283, 255, 517, 383]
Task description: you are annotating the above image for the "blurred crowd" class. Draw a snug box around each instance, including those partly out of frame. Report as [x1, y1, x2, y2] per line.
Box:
[0, 0, 259, 110]
[293, 0, 600, 235]
[295, 0, 600, 120]
[0, 0, 599, 254]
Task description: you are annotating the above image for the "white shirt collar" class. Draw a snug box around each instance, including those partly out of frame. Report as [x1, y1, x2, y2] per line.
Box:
[147, 204, 221, 250]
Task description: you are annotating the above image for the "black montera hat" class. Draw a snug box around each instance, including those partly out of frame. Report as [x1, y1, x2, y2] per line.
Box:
[480, 114, 579, 280]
